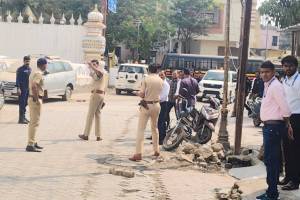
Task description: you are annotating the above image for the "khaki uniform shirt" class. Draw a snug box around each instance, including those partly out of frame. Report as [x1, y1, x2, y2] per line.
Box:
[90, 70, 108, 92]
[140, 74, 163, 101]
[29, 70, 44, 96]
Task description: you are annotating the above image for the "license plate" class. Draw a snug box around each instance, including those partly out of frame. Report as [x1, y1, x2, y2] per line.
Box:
[206, 94, 215, 97]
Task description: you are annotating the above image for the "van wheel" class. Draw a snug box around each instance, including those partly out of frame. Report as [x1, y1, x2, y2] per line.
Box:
[62, 86, 72, 101]
[116, 89, 121, 95]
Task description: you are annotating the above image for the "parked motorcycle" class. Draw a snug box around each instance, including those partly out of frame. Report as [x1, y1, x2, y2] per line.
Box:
[163, 96, 220, 151]
[246, 97, 262, 127]
[0, 82, 4, 110]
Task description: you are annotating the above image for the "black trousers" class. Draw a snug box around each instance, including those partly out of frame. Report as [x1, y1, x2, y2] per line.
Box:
[158, 102, 168, 144]
[282, 114, 300, 184]
[165, 101, 176, 128]
[19, 89, 29, 117]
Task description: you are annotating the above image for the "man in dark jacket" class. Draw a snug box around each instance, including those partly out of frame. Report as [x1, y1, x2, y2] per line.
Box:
[16, 56, 32, 124]
[179, 69, 199, 108]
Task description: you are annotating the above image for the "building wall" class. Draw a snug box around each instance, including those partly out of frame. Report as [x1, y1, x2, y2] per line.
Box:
[259, 26, 281, 50]
[193, 0, 261, 56]
[0, 22, 85, 63]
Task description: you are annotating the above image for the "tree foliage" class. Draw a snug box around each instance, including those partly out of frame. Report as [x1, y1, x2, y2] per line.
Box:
[1, 0, 218, 60]
[106, 0, 175, 61]
[258, 0, 300, 28]
[169, 0, 217, 53]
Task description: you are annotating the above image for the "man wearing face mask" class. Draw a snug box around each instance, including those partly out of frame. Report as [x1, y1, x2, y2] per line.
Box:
[16, 56, 32, 124]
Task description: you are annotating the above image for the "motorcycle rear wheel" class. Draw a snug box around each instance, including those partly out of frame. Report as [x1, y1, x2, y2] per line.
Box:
[196, 126, 212, 144]
[163, 126, 185, 151]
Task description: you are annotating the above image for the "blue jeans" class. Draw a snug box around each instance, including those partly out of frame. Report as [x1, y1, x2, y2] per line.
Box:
[263, 123, 285, 198]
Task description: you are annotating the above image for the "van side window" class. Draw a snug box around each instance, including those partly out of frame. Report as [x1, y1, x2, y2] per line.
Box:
[118, 66, 127, 72]
[47, 63, 56, 74]
[53, 62, 65, 73]
[63, 62, 72, 71]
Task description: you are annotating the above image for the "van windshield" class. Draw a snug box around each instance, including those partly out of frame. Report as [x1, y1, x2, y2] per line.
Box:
[203, 71, 224, 81]
[119, 65, 145, 73]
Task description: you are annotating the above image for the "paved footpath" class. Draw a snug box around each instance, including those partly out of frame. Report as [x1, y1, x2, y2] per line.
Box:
[0, 92, 267, 200]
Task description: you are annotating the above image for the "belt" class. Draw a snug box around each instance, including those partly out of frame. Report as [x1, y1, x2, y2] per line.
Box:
[145, 101, 159, 104]
[91, 89, 105, 94]
[29, 95, 43, 99]
[263, 120, 284, 125]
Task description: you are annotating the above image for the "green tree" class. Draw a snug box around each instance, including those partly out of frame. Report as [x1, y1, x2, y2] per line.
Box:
[169, 0, 216, 53]
[106, 0, 175, 61]
[259, 0, 300, 28]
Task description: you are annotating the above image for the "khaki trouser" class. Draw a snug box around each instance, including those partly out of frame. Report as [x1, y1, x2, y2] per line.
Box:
[136, 103, 161, 154]
[83, 93, 104, 137]
[28, 98, 42, 146]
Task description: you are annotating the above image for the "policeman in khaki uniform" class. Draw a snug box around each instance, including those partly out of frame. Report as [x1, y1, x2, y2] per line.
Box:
[26, 58, 47, 152]
[79, 60, 108, 141]
[129, 64, 163, 161]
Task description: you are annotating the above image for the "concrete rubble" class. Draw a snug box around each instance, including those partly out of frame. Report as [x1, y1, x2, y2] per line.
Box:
[171, 142, 226, 172]
[215, 183, 243, 200]
[109, 167, 135, 178]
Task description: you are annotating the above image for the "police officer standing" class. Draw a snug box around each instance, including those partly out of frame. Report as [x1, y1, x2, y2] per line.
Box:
[26, 58, 47, 152]
[129, 64, 163, 161]
[78, 60, 108, 141]
[16, 56, 32, 124]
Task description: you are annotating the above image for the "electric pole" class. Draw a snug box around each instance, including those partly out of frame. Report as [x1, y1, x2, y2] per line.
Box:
[217, 0, 231, 150]
[234, 0, 253, 155]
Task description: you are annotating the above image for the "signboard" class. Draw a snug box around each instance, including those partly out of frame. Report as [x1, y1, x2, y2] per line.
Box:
[108, 0, 117, 13]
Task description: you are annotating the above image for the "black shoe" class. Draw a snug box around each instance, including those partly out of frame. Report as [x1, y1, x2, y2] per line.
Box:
[96, 137, 102, 141]
[78, 134, 88, 140]
[26, 145, 41, 152]
[24, 118, 30, 123]
[278, 177, 290, 185]
[281, 181, 299, 190]
[34, 143, 43, 149]
[18, 119, 28, 124]
[146, 136, 152, 140]
[256, 193, 267, 200]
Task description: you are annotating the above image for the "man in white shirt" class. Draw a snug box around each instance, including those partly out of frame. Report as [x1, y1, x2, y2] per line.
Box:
[158, 71, 170, 145]
[281, 55, 300, 191]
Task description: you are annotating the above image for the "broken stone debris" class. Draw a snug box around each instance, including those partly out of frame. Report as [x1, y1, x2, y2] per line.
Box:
[109, 168, 135, 178]
[174, 143, 226, 171]
[215, 183, 243, 200]
[226, 155, 252, 168]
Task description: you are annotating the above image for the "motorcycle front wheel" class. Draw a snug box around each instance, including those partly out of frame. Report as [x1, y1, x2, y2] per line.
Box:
[196, 126, 212, 144]
[163, 126, 185, 151]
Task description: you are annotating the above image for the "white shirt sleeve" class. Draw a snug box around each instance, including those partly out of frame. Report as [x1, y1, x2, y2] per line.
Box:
[160, 80, 170, 102]
[175, 79, 181, 96]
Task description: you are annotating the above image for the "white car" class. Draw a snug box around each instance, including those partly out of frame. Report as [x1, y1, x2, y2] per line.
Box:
[197, 70, 237, 103]
[0, 58, 76, 101]
[115, 63, 148, 95]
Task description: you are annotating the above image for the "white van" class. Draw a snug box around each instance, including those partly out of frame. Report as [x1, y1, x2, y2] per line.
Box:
[0, 58, 76, 101]
[115, 63, 148, 94]
[197, 70, 237, 103]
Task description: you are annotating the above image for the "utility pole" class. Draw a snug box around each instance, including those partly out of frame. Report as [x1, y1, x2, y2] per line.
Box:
[231, 1, 245, 117]
[133, 19, 142, 61]
[217, 0, 231, 150]
[234, 0, 252, 155]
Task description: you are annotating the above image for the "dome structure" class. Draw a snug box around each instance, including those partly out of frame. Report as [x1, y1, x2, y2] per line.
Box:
[87, 4, 103, 23]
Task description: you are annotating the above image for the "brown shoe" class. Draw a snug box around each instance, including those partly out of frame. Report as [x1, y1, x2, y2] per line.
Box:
[153, 152, 160, 157]
[78, 134, 88, 140]
[96, 137, 102, 141]
[129, 154, 142, 162]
